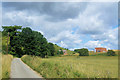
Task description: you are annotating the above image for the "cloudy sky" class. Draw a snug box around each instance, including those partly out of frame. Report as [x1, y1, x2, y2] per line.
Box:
[1, 2, 119, 50]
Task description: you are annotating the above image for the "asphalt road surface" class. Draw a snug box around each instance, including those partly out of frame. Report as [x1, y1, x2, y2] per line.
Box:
[10, 58, 42, 78]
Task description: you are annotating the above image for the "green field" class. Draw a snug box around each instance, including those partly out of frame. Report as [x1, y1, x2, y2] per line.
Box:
[22, 55, 118, 78]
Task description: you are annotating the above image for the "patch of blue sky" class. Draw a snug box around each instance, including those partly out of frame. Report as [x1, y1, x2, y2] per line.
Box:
[71, 26, 79, 34]
[112, 25, 119, 29]
[81, 34, 94, 43]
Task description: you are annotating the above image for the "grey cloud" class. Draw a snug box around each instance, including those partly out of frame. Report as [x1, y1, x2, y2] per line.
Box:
[2, 2, 88, 22]
[75, 2, 117, 35]
[88, 3, 117, 27]
[2, 2, 118, 50]
[91, 27, 118, 50]
[98, 3, 118, 27]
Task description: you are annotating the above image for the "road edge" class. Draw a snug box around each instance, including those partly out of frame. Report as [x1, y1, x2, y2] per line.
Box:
[20, 58, 43, 78]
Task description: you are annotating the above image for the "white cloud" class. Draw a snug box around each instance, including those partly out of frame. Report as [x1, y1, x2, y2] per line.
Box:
[73, 40, 82, 44]
[84, 40, 102, 49]
[2, 2, 118, 50]
[38, 30, 44, 35]
[90, 27, 118, 49]
[48, 30, 83, 49]
[91, 27, 118, 44]
[59, 41, 68, 48]
[2, 11, 34, 26]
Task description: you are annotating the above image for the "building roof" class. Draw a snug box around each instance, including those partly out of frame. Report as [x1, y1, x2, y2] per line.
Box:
[95, 47, 106, 49]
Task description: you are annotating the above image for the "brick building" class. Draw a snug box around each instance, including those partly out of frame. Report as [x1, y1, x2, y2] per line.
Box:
[95, 47, 107, 52]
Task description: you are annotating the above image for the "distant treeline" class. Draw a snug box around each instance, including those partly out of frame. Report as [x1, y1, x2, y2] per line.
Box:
[2, 26, 55, 58]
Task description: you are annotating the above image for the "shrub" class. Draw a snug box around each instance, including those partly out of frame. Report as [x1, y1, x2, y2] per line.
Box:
[74, 49, 79, 53]
[107, 50, 115, 56]
[57, 50, 63, 55]
[73, 52, 75, 54]
[78, 48, 89, 56]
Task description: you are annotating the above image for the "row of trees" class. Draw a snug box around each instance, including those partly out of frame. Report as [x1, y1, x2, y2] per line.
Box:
[74, 48, 116, 56]
[2, 26, 55, 58]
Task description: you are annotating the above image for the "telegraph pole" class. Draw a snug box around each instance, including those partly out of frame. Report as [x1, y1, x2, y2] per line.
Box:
[6, 32, 9, 54]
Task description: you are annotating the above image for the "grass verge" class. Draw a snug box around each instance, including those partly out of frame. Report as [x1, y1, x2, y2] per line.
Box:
[2, 54, 13, 78]
[22, 55, 118, 78]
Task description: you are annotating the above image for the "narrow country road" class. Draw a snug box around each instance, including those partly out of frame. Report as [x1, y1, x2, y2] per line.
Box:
[10, 58, 42, 78]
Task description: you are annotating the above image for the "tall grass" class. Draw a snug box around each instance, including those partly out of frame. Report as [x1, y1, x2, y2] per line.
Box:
[2, 54, 13, 78]
[22, 55, 118, 78]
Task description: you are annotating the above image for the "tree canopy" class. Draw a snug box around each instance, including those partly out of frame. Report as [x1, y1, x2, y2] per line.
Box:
[2, 26, 55, 58]
[107, 50, 115, 56]
[74, 48, 89, 56]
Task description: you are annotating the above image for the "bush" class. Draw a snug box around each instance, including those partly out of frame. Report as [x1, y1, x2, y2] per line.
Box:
[78, 48, 89, 56]
[73, 52, 75, 54]
[57, 50, 63, 55]
[107, 50, 115, 56]
[74, 49, 79, 53]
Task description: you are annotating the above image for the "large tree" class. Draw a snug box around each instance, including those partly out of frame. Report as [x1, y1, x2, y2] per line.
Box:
[2, 26, 22, 57]
[2, 26, 56, 58]
[20, 27, 34, 55]
[74, 48, 89, 56]
[47, 42, 55, 56]
[20, 27, 49, 58]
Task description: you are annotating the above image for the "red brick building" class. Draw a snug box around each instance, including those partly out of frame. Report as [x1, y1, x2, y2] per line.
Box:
[95, 47, 107, 52]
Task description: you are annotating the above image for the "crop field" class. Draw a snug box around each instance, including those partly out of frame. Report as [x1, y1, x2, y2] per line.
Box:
[2, 54, 13, 78]
[22, 55, 118, 78]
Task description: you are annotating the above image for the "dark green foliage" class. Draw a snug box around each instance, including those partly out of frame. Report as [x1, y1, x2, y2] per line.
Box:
[79, 48, 89, 56]
[107, 50, 115, 56]
[2, 25, 22, 57]
[75, 48, 89, 56]
[47, 43, 55, 56]
[65, 48, 69, 50]
[57, 51, 59, 55]
[73, 52, 75, 54]
[19, 27, 34, 56]
[74, 49, 79, 53]
[2, 26, 56, 58]
[60, 50, 64, 55]
[2, 26, 22, 47]
[2, 30, 8, 36]
[57, 50, 63, 55]
[19, 27, 49, 58]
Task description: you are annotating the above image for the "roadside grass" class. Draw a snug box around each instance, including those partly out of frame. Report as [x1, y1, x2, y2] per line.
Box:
[21, 55, 118, 78]
[2, 54, 13, 78]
